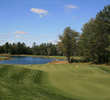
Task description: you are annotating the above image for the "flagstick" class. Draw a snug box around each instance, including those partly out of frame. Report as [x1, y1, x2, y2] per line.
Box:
[75, 65, 78, 79]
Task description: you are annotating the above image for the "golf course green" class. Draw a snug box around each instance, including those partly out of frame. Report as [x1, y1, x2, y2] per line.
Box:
[0, 63, 110, 100]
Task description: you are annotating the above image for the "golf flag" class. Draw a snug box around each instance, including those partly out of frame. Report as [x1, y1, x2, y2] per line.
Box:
[76, 65, 78, 68]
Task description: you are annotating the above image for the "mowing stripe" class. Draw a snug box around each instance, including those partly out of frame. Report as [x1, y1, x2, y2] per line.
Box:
[33, 70, 43, 85]
[0, 64, 78, 100]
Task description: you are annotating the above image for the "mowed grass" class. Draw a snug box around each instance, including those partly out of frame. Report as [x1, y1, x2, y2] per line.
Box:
[0, 64, 110, 100]
[0, 64, 75, 100]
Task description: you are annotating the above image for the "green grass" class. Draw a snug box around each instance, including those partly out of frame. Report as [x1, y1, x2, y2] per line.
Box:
[23, 55, 82, 60]
[0, 64, 76, 100]
[0, 57, 7, 59]
[32, 55, 67, 59]
[0, 53, 82, 60]
[0, 64, 110, 100]
[0, 57, 13, 61]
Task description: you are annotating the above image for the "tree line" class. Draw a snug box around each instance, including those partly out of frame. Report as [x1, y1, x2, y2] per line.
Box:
[58, 5, 110, 63]
[0, 5, 110, 63]
[78, 5, 110, 64]
[0, 42, 58, 56]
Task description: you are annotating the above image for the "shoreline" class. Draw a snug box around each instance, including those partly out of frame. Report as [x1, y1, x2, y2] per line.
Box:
[0, 57, 13, 61]
[0, 54, 68, 59]
[0, 54, 81, 60]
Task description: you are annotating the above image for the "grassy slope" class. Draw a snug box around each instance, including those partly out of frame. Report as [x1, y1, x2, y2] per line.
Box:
[0, 64, 76, 100]
[0, 64, 110, 100]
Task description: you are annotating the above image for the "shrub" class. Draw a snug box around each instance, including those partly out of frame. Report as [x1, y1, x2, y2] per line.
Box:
[71, 58, 89, 63]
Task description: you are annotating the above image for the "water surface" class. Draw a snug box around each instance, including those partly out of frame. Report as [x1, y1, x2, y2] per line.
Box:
[0, 56, 65, 65]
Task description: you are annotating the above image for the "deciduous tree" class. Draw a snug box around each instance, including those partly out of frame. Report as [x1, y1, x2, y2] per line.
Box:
[59, 27, 79, 63]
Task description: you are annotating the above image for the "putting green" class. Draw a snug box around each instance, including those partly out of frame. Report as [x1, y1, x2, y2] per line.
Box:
[0, 64, 110, 100]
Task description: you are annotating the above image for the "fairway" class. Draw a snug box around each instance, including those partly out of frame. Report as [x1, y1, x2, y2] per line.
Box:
[0, 64, 110, 100]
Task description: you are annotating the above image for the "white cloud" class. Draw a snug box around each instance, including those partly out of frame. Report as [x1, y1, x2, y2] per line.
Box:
[43, 34, 51, 37]
[2, 34, 6, 36]
[30, 8, 48, 14]
[48, 40, 54, 43]
[80, 23, 83, 24]
[67, 5, 78, 9]
[0, 40, 5, 42]
[15, 36, 21, 38]
[58, 32, 61, 34]
[48, 14, 51, 16]
[57, 37, 60, 40]
[22, 39, 27, 41]
[13, 31, 27, 35]
[64, 5, 78, 14]
[55, 40, 61, 43]
[33, 37, 37, 39]
[27, 13, 30, 17]
[39, 15, 43, 17]
[65, 12, 68, 14]
[1, 34, 10, 38]
[71, 17, 75, 19]
[2, 34, 9, 37]
[23, 36, 37, 39]
[8, 40, 14, 43]
[44, 13, 48, 15]
[7, 31, 11, 33]
[65, 5, 78, 9]
[24, 37, 30, 39]
[30, 8, 50, 17]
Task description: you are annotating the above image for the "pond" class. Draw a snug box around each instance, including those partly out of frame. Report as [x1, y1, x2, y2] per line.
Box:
[0, 56, 66, 65]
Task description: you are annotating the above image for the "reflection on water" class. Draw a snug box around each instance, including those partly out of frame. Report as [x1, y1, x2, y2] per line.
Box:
[0, 56, 66, 65]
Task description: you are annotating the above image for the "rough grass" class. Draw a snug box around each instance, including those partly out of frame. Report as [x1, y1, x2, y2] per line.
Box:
[0, 64, 110, 100]
[0, 57, 13, 61]
[0, 57, 7, 59]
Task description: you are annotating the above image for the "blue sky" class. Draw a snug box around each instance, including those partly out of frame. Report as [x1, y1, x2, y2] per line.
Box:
[0, 0, 110, 47]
